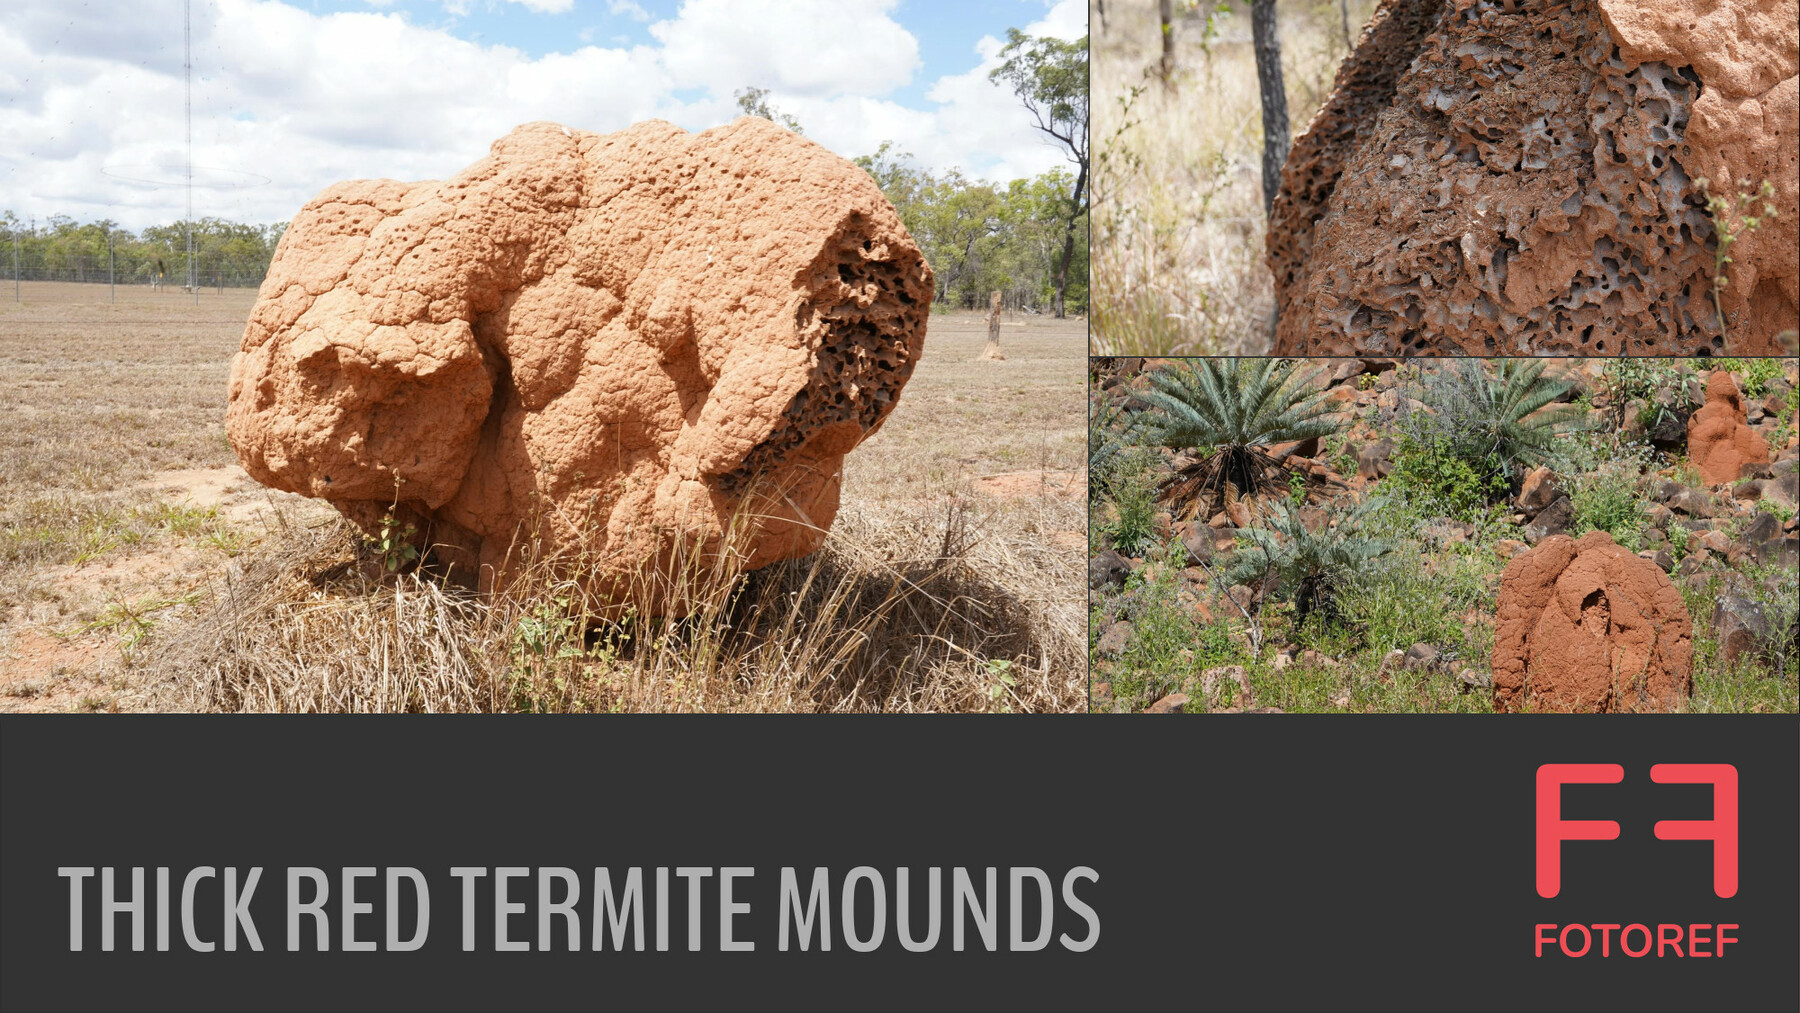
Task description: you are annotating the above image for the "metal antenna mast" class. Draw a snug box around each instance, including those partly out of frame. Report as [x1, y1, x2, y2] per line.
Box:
[185, 0, 196, 304]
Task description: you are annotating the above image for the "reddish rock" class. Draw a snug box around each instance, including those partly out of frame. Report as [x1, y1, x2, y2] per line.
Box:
[1144, 693, 1189, 715]
[1268, 0, 1796, 356]
[1766, 470, 1800, 511]
[1523, 495, 1574, 543]
[1493, 531, 1694, 713]
[1357, 439, 1393, 480]
[1688, 372, 1772, 485]
[227, 119, 931, 608]
[1374, 648, 1406, 683]
[1694, 529, 1733, 557]
[1225, 497, 1254, 528]
[1711, 595, 1774, 670]
[1516, 466, 1561, 514]
[1095, 621, 1134, 658]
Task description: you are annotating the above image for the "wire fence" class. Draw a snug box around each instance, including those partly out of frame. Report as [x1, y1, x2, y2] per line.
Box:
[3, 254, 272, 290]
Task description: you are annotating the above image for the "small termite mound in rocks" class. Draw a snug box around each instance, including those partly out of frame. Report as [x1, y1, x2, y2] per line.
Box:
[1492, 530, 1694, 712]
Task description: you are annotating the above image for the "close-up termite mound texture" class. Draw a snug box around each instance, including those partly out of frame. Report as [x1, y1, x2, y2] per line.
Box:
[1269, 0, 1798, 356]
[226, 118, 932, 607]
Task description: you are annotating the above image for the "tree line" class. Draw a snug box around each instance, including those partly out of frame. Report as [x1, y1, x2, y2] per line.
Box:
[856, 145, 1088, 315]
[2, 176, 1086, 310]
[0, 211, 286, 289]
[750, 28, 1090, 317]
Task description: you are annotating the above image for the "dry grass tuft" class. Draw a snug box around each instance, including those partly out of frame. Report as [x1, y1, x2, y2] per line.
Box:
[145, 486, 1083, 714]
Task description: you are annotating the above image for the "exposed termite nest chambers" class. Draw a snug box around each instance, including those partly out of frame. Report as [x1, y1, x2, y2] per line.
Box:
[722, 219, 928, 495]
[1270, 0, 1725, 356]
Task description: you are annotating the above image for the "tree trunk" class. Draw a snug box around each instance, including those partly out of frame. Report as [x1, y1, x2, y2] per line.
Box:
[1159, 0, 1175, 83]
[1251, 0, 1290, 219]
[1341, 0, 1353, 51]
[1051, 159, 1087, 319]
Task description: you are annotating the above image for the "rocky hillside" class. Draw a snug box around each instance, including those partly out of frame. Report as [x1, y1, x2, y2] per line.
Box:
[1088, 356, 1799, 714]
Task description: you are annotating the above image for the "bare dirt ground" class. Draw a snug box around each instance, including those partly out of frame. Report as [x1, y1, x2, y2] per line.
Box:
[0, 281, 1086, 712]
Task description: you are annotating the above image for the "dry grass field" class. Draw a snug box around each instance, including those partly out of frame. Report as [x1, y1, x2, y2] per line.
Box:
[1091, 0, 1377, 355]
[0, 281, 1086, 712]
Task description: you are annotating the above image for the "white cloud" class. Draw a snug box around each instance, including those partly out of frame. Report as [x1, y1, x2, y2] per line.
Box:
[607, 0, 652, 21]
[1033, 0, 1088, 40]
[0, 0, 1087, 230]
[649, 0, 919, 98]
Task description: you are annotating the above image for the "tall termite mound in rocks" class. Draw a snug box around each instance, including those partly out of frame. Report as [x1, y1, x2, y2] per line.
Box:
[1268, 0, 1798, 356]
[1492, 531, 1694, 713]
[227, 119, 933, 605]
[1687, 370, 1770, 484]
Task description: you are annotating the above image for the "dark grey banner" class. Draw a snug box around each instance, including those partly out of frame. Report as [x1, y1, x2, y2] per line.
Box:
[1, 715, 1795, 1011]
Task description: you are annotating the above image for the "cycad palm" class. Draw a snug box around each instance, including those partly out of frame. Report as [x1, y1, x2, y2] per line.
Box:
[1226, 495, 1392, 627]
[1421, 359, 1589, 480]
[1133, 358, 1342, 516]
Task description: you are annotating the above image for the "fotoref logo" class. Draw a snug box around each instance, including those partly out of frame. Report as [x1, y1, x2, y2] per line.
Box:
[1533, 763, 1739, 960]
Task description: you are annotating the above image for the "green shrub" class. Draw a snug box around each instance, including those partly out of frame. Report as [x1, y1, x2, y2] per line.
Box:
[1713, 358, 1784, 398]
[1088, 393, 1134, 502]
[1756, 498, 1797, 523]
[1103, 462, 1158, 556]
[1386, 433, 1510, 521]
[1403, 359, 1588, 478]
[1103, 541, 1247, 708]
[1603, 359, 1699, 411]
[1569, 464, 1647, 551]
[1333, 549, 1497, 657]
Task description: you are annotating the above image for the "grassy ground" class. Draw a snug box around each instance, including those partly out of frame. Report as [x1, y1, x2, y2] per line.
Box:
[1091, 0, 1377, 354]
[1088, 356, 1800, 714]
[0, 281, 1086, 712]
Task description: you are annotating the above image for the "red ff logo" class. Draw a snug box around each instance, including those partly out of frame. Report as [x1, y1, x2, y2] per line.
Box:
[1535, 763, 1738, 899]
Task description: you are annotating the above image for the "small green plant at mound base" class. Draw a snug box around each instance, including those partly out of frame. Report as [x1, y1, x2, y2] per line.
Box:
[370, 511, 419, 573]
[984, 659, 1019, 712]
[508, 594, 592, 712]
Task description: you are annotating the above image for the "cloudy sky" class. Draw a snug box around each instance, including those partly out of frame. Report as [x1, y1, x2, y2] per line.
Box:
[0, 0, 1084, 231]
